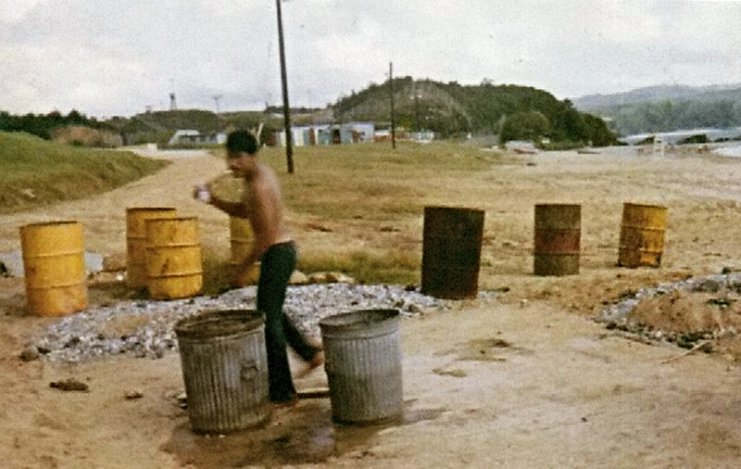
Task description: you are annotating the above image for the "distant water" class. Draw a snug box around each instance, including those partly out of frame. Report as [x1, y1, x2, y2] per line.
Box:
[622, 127, 741, 145]
[714, 145, 741, 158]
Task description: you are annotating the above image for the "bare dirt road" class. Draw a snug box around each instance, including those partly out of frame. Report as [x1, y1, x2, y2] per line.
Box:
[3, 145, 741, 468]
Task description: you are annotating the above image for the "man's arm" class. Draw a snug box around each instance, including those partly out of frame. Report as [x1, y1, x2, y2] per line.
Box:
[193, 184, 249, 217]
[209, 194, 249, 218]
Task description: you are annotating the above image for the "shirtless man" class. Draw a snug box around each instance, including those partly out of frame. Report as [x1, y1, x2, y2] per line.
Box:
[195, 129, 322, 405]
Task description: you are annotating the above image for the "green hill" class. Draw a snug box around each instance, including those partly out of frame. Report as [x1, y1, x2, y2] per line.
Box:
[333, 77, 616, 146]
[0, 131, 169, 213]
[573, 84, 741, 136]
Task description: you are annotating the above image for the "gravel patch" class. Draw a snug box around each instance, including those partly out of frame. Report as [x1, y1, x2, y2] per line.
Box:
[597, 272, 741, 346]
[598, 272, 741, 325]
[25, 284, 497, 363]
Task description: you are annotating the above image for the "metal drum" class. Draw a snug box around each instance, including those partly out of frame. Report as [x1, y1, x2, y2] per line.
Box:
[533, 204, 581, 276]
[145, 216, 203, 300]
[126, 207, 177, 289]
[618, 203, 668, 268]
[175, 309, 270, 433]
[421, 206, 485, 299]
[320, 309, 403, 424]
[20, 221, 88, 316]
[229, 216, 252, 268]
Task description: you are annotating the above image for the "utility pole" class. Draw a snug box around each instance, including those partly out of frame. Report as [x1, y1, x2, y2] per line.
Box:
[212, 95, 222, 113]
[276, 0, 294, 173]
[389, 62, 396, 150]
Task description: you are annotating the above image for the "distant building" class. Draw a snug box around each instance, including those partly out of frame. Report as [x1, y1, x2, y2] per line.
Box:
[273, 122, 375, 147]
[168, 130, 227, 146]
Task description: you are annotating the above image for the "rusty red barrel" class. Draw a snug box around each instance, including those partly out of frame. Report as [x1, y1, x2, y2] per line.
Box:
[533, 204, 581, 276]
[421, 206, 485, 299]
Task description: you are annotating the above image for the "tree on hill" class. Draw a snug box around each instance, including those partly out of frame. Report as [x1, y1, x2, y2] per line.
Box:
[500, 111, 551, 144]
[0, 110, 108, 140]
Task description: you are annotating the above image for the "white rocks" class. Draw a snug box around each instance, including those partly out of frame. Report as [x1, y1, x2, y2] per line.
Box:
[597, 272, 741, 326]
[28, 284, 488, 363]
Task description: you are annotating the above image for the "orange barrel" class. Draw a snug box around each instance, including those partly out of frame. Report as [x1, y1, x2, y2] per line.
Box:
[20, 221, 88, 316]
[618, 203, 668, 268]
[421, 206, 485, 299]
[126, 207, 177, 289]
[533, 204, 581, 276]
[229, 216, 252, 268]
[145, 216, 203, 300]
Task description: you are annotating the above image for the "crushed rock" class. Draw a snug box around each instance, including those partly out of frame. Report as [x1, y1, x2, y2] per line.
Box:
[597, 272, 741, 346]
[27, 284, 498, 363]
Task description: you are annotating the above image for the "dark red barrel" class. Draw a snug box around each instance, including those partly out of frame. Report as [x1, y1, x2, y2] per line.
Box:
[533, 204, 581, 276]
[421, 206, 485, 299]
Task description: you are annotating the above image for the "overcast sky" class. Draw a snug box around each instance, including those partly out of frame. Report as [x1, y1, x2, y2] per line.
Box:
[1, 0, 740, 118]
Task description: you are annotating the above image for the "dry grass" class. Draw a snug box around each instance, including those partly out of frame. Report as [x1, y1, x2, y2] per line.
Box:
[235, 142, 508, 286]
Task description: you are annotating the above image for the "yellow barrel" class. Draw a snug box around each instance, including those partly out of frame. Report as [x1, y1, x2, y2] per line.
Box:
[126, 207, 177, 288]
[533, 204, 581, 276]
[229, 216, 252, 267]
[20, 221, 88, 316]
[145, 217, 203, 300]
[618, 203, 668, 268]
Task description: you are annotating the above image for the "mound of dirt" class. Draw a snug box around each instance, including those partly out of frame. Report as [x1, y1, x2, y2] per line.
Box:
[602, 274, 741, 358]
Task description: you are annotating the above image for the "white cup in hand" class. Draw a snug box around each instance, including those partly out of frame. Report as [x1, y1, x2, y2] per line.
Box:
[194, 184, 212, 203]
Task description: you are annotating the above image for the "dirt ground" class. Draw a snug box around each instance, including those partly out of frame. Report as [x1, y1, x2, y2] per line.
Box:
[4, 145, 741, 467]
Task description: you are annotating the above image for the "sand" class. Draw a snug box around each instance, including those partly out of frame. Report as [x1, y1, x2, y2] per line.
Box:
[3, 144, 741, 467]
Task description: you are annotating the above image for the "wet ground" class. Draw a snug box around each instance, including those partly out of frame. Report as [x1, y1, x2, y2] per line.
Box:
[163, 400, 445, 467]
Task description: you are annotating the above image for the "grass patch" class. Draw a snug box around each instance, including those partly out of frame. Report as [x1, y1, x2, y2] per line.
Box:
[297, 249, 420, 285]
[0, 131, 169, 213]
[254, 142, 492, 220]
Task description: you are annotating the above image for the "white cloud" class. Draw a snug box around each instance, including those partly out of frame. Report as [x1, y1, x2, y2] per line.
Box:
[1, 0, 740, 116]
[0, 0, 49, 24]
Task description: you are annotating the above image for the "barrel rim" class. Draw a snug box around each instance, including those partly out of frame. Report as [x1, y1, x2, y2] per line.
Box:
[319, 308, 400, 332]
[175, 309, 265, 340]
[144, 216, 200, 224]
[126, 207, 177, 213]
[21, 220, 81, 230]
[423, 205, 485, 215]
[622, 202, 668, 210]
[534, 203, 581, 209]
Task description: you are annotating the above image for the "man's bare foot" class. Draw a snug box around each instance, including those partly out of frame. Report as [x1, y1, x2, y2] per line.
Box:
[295, 350, 324, 379]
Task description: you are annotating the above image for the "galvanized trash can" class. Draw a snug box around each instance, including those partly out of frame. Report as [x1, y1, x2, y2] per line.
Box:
[175, 310, 270, 433]
[319, 309, 403, 424]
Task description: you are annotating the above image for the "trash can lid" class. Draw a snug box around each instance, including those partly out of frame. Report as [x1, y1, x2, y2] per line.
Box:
[175, 309, 264, 340]
[319, 309, 400, 335]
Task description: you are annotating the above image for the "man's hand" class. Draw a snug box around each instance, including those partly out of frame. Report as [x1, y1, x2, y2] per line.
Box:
[193, 184, 212, 204]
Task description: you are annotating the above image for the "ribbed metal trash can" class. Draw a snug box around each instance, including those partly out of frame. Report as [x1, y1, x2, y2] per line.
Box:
[175, 310, 270, 433]
[319, 309, 403, 424]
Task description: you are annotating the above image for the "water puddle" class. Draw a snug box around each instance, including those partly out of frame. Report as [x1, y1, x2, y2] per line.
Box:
[162, 401, 445, 467]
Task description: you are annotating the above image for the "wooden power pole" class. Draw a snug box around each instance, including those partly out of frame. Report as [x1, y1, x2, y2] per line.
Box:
[389, 62, 396, 150]
[276, 0, 294, 173]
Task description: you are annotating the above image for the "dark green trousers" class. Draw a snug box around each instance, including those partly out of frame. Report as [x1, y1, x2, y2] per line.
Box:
[257, 241, 318, 403]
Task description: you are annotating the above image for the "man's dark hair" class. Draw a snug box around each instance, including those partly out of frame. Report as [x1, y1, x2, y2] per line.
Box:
[226, 130, 258, 155]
